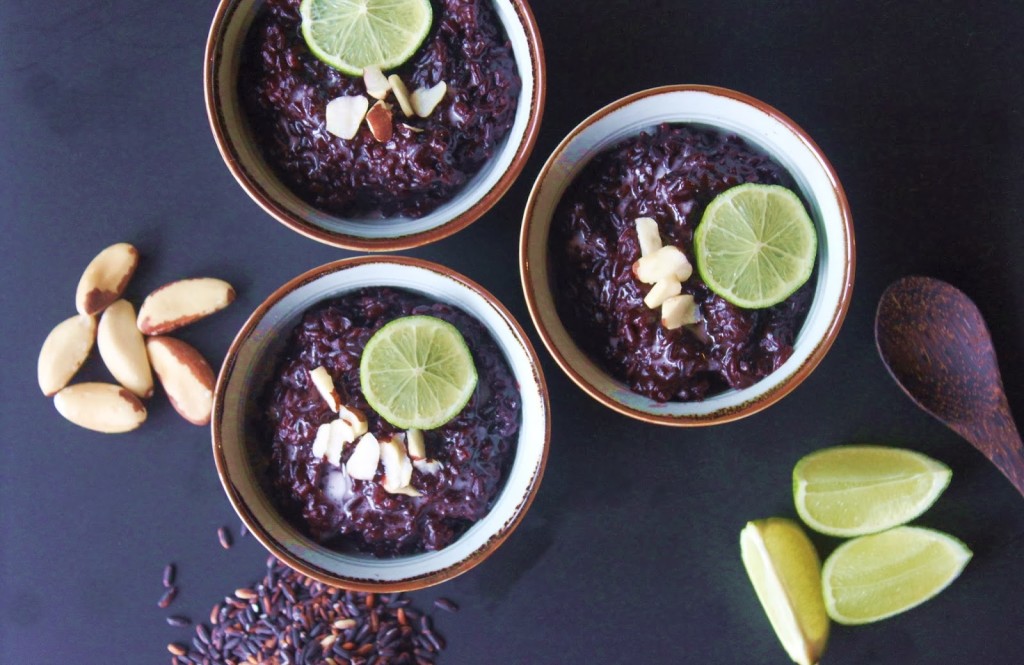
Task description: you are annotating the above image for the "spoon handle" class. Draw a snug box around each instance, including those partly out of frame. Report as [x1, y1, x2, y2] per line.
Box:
[968, 406, 1024, 498]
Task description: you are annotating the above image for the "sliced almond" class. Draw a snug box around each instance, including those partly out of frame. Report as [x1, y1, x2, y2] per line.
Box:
[145, 336, 215, 426]
[325, 95, 369, 140]
[338, 404, 368, 437]
[366, 101, 394, 142]
[97, 300, 153, 398]
[137, 277, 235, 335]
[362, 65, 391, 100]
[632, 245, 693, 285]
[406, 429, 426, 460]
[410, 81, 447, 118]
[53, 382, 147, 433]
[309, 366, 341, 412]
[75, 242, 139, 316]
[38, 314, 97, 396]
[388, 74, 415, 117]
[413, 458, 443, 475]
[643, 279, 682, 309]
[635, 217, 662, 257]
[662, 294, 700, 330]
[347, 433, 380, 481]
[380, 435, 413, 492]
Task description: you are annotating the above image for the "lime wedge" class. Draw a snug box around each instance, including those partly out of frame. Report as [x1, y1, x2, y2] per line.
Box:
[822, 526, 972, 625]
[793, 445, 952, 537]
[740, 519, 829, 665]
[359, 315, 478, 430]
[694, 183, 817, 309]
[299, 0, 433, 76]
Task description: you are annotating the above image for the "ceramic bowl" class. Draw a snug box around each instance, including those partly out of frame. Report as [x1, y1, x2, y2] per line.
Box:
[212, 257, 549, 590]
[205, 0, 545, 251]
[521, 85, 855, 426]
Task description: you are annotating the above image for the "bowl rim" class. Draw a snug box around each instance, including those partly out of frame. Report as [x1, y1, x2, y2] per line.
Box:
[519, 84, 856, 426]
[203, 0, 547, 252]
[211, 255, 551, 590]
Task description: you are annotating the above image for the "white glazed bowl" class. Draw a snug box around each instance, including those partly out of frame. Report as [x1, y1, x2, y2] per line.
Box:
[205, 0, 546, 251]
[212, 257, 550, 590]
[521, 85, 855, 426]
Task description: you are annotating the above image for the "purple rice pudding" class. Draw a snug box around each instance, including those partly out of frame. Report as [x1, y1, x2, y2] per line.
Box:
[549, 124, 815, 402]
[239, 0, 522, 218]
[261, 288, 520, 557]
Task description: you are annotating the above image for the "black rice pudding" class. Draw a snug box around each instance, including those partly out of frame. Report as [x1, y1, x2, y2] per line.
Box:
[239, 0, 522, 218]
[549, 124, 816, 402]
[261, 288, 521, 557]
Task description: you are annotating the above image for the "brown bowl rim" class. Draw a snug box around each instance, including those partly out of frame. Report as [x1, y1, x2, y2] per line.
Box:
[203, 0, 547, 252]
[519, 84, 856, 427]
[211, 256, 551, 591]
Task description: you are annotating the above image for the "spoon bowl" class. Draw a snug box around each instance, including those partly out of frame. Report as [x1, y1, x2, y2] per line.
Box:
[875, 276, 1024, 497]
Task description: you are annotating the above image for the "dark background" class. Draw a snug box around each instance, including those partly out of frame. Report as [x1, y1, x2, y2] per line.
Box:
[2, 1, 1023, 662]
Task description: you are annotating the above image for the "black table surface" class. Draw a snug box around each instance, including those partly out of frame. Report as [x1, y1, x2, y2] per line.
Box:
[3, 1, 1023, 663]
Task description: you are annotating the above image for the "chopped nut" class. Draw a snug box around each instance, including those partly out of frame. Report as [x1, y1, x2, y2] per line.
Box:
[410, 81, 447, 118]
[635, 217, 662, 257]
[380, 435, 413, 492]
[346, 433, 380, 481]
[338, 404, 368, 437]
[661, 294, 700, 329]
[632, 245, 693, 285]
[362, 66, 391, 100]
[309, 366, 341, 412]
[311, 423, 331, 459]
[643, 279, 682, 309]
[406, 429, 426, 460]
[387, 484, 422, 497]
[413, 458, 443, 475]
[325, 95, 369, 140]
[388, 74, 415, 117]
[365, 100, 394, 142]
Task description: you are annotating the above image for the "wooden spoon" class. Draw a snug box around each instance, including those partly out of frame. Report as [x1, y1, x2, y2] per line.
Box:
[875, 276, 1024, 497]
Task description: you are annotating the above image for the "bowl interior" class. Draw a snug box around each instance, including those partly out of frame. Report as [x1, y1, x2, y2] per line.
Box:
[523, 87, 852, 423]
[215, 260, 548, 588]
[208, 0, 539, 245]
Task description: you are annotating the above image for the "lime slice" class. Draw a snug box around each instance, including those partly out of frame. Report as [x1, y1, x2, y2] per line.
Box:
[694, 183, 817, 309]
[822, 526, 972, 625]
[793, 446, 952, 537]
[740, 519, 829, 665]
[299, 0, 433, 76]
[359, 315, 478, 430]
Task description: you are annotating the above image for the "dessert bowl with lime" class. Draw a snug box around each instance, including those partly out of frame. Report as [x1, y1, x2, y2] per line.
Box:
[205, 0, 545, 251]
[212, 257, 549, 590]
[521, 85, 855, 425]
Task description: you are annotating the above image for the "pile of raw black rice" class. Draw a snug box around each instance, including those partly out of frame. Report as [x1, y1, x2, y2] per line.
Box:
[166, 556, 449, 664]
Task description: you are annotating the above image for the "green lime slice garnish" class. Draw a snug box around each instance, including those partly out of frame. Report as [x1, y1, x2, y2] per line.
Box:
[740, 518, 830, 665]
[299, 0, 433, 76]
[822, 526, 972, 625]
[694, 183, 817, 309]
[359, 315, 478, 430]
[793, 445, 952, 537]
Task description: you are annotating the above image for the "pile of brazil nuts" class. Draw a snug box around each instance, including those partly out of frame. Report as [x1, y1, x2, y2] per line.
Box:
[37, 242, 235, 433]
